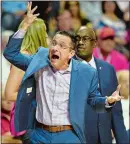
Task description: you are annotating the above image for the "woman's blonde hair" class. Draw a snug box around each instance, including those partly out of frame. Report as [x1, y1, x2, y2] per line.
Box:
[19, 18, 48, 54]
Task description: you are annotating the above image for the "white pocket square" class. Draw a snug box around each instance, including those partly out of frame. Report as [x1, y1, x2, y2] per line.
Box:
[26, 87, 32, 93]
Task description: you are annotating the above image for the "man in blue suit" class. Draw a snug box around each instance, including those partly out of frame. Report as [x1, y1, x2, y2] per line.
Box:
[3, 2, 124, 143]
[75, 26, 129, 144]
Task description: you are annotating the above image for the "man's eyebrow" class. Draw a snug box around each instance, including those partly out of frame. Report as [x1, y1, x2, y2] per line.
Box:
[75, 35, 91, 38]
[76, 35, 90, 37]
[82, 36, 91, 38]
[57, 41, 67, 45]
[52, 40, 70, 46]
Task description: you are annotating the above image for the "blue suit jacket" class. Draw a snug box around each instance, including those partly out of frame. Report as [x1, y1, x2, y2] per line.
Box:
[4, 37, 110, 143]
[85, 57, 129, 144]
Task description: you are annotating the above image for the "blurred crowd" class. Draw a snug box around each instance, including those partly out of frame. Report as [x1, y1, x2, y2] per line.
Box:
[1, 1, 129, 143]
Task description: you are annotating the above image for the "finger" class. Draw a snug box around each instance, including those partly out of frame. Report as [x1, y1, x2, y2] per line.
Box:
[116, 84, 121, 93]
[29, 1, 32, 11]
[27, 2, 29, 11]
[115, 96, 124, 101]
[112, 91, 117, 96]
[112, 97, 119, 102]
[32, 17, 37, 23]
[32, 16, 37, 21]
[110, 95, 121, 102]
[31, 6, 38, 14]
[120, 96, 124, 99]
[34, 13, 40, 17]
[27, 2, 31, 13]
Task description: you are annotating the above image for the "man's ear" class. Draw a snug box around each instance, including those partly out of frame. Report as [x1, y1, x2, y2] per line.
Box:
[69, 50, 75, 59]
[93, 40, 97, 48]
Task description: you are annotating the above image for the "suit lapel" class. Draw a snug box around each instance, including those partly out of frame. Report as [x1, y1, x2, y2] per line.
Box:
[69, 59, 80, 117]
[94, 57, 104, 94]
[69, 59, 80, 98]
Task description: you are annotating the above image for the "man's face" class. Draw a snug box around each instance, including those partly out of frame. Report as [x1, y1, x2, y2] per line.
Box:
[75, 28, 96, 59]
[99, 37, 115, 53]
[57, 11, 72, 31]
[49, 34, 75, 70]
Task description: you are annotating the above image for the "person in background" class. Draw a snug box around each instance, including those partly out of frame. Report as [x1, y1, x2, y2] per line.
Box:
[57, 10, 72, 32]
[1, 30, 14, 142]
[75, 26, 129, 144]
[1, 97, 20, 143]
[2, 1, 27, 16]
[1, 86, 21, 143]
[64, 1, 92, 32]
[4, 16, 48, 139]
[79, 1, 102, 27]
[123, 5, 130, 55]
[93, 27, 129, 72]
[1, 96, 14, 136]
[95, 1, 127, 46]
[48, 10, 73, 37]
[2, 1, 27, 31]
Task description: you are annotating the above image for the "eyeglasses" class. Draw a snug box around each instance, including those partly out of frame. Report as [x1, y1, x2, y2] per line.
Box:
[50, 40, 72, 49]
[75, 36, 95, 42]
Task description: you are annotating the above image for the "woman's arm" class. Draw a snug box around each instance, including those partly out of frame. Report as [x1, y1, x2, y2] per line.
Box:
[5, 65, 25, 101]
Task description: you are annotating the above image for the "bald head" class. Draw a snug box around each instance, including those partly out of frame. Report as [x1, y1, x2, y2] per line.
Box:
[77, 26, 96, 41]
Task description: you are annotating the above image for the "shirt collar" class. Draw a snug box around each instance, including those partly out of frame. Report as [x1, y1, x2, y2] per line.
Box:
[76, 55, 96, 69]
[75, 55, 95, 64]
[89, 55, 95, 66]
[59, 60, 72, 74]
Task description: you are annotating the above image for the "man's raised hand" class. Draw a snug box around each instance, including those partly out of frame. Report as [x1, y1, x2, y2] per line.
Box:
[21, 2, 40, 30]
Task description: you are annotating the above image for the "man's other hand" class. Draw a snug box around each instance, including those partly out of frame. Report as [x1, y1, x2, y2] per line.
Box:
[106, 85, 124, 104]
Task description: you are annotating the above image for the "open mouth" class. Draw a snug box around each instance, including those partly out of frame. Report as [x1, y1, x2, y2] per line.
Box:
[51, 54, 60, 60]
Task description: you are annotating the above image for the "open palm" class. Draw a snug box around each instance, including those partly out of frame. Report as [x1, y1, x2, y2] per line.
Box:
[21, 2, 39, 29]
[107, 85, 124, 103]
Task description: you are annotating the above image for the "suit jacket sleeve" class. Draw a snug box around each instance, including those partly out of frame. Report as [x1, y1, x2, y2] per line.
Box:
[87, 70, 107, 113]
[111, 67, 129, 143]
[3, 36, 34, 71]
